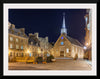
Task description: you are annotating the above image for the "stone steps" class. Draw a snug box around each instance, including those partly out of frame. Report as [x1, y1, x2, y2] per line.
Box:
[55, 57, 73, 59]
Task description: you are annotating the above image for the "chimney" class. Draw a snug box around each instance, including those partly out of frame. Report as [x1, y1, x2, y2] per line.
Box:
[45, 36, 48, 42]
[8, 22, 11, 29]
[34, 32, 39, 38]
[11, 24, 15, 29]
[20, 28, 25, 33]
[29, 33, 33, 36]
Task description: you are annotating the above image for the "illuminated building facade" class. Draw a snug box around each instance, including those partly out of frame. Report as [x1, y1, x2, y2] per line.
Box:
[52, 13, 84, 59]
[8, 22, 53, 61]
[28, 32, 53, 57]
[8, 23, 29, 60]
[84, 9, 92, 60]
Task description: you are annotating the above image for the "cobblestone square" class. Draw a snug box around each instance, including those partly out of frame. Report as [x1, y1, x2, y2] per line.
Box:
[9, 59, 92, 70]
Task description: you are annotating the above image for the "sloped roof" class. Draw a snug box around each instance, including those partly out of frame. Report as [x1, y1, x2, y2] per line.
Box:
[66, 35, 83, 47]
[28, 34, 40, 46]
[9, 28, 28, 38]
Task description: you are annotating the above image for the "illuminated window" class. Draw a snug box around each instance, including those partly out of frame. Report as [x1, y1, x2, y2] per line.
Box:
[66, 48, 69, 53]
[61, 37, 63, 39]
[29, 53, 31, 57]
[16, 45, 19, 49]
[31, 42, 33, 45]
[10, 44, 13, 48]
[61, 42, 64, 45]
[72, 46, 74, 52]
[87, 23, 90, 30]
[10, 37, 13, 41]
[16, 38, 18, 42]
[21, 45, 23, 49]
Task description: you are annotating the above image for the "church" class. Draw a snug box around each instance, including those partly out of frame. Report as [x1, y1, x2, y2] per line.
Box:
[52, 13, 84, 59]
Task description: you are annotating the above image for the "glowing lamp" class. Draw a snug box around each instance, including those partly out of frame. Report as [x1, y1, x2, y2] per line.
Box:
[83, 46, 87, 50]
[86, 43, 88, 46]
[27, 50, 30, 53]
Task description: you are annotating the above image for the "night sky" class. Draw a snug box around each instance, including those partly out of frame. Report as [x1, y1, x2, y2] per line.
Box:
[9, 9, 86, 45]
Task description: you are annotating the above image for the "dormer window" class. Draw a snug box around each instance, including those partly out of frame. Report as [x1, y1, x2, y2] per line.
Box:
[31, 42, 33, 45]
[18, 32, 20, 35]
[11, 30, 14, 34]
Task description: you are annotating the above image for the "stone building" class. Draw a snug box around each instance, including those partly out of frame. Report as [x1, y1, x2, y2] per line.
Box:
[8, 22, 53, 60]
[28, 32, 53, 57]
[51, 13, 84, 59]
[84, 9, 92, 60]
[8, 23, 29, 60]
[28, 33, 41, 57]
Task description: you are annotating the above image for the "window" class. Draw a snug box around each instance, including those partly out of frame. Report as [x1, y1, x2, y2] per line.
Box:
[31, 42, 33, 45]
[10, 37, 13, 41]
[10, 44, 13, 48]
[16, 38, 18, 42]
[21, 39, 23, 42]
[61, 42, 64, 45]
[29, 53, 31, 57]
[16, 45, 19, 49]
[72, 46, 74, 52]
[21, 45, 23, 49]
[21, 53, 23, 57]
[10, 52, 12, 56]
[16, 53, 18, 57]
[61, 37, 63, 39]
[66, 48, 69, 53]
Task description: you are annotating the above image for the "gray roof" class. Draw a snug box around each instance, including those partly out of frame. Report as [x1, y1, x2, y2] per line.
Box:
[66, 35, 83, 47]
[9, 28, 28, 38]
[28, 34, 40, 46]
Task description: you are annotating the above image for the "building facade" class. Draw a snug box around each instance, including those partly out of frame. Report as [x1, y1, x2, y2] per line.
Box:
[51, 13, 84, 59]
[28, 32, 53, 57]
[84, 9, 92, 60]
[8, 22, 53, 61]
[8, 23, 29, 61]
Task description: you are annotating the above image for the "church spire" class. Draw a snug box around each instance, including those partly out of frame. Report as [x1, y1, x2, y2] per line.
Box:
[61, 12, 67, 35]
[62, 12, 66, 28]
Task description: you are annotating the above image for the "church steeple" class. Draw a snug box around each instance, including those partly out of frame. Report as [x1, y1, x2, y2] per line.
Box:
[61, 12, 67, 35]
[62, 12, 66, 28]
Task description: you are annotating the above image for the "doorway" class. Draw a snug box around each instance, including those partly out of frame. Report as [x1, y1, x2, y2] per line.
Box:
[60, 51, 64, 57]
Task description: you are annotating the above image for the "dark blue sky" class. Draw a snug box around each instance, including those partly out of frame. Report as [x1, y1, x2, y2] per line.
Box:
[9, 9, 86, 45]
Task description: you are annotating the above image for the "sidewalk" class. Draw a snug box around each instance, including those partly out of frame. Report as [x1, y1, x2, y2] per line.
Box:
[85, 60, 92, 66]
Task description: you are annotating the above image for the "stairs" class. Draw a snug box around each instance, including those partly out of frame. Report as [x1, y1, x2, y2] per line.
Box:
[55, 57, 73, 59]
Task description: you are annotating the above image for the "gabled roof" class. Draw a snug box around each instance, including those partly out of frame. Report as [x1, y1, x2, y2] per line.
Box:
[65, 35, 83, 47]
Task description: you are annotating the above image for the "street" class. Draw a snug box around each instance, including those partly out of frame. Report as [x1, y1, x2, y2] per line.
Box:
[9, 59, 92, 70]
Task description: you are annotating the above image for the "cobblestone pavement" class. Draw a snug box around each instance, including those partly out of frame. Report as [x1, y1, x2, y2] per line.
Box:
[8, 59, 92, 70]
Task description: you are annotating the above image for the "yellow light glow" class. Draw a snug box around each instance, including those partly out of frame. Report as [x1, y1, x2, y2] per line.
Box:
[27, 50, 30, 53]
[86, 43, 88, 46]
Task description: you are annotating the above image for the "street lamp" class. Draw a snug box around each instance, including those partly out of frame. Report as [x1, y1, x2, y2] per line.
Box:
[83, 46, 87, 50]
[86, 43, 88, 46]
[27, 50, 30, 53]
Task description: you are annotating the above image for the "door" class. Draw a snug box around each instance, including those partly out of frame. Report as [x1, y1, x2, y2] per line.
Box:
[60, 51, 64, 57]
